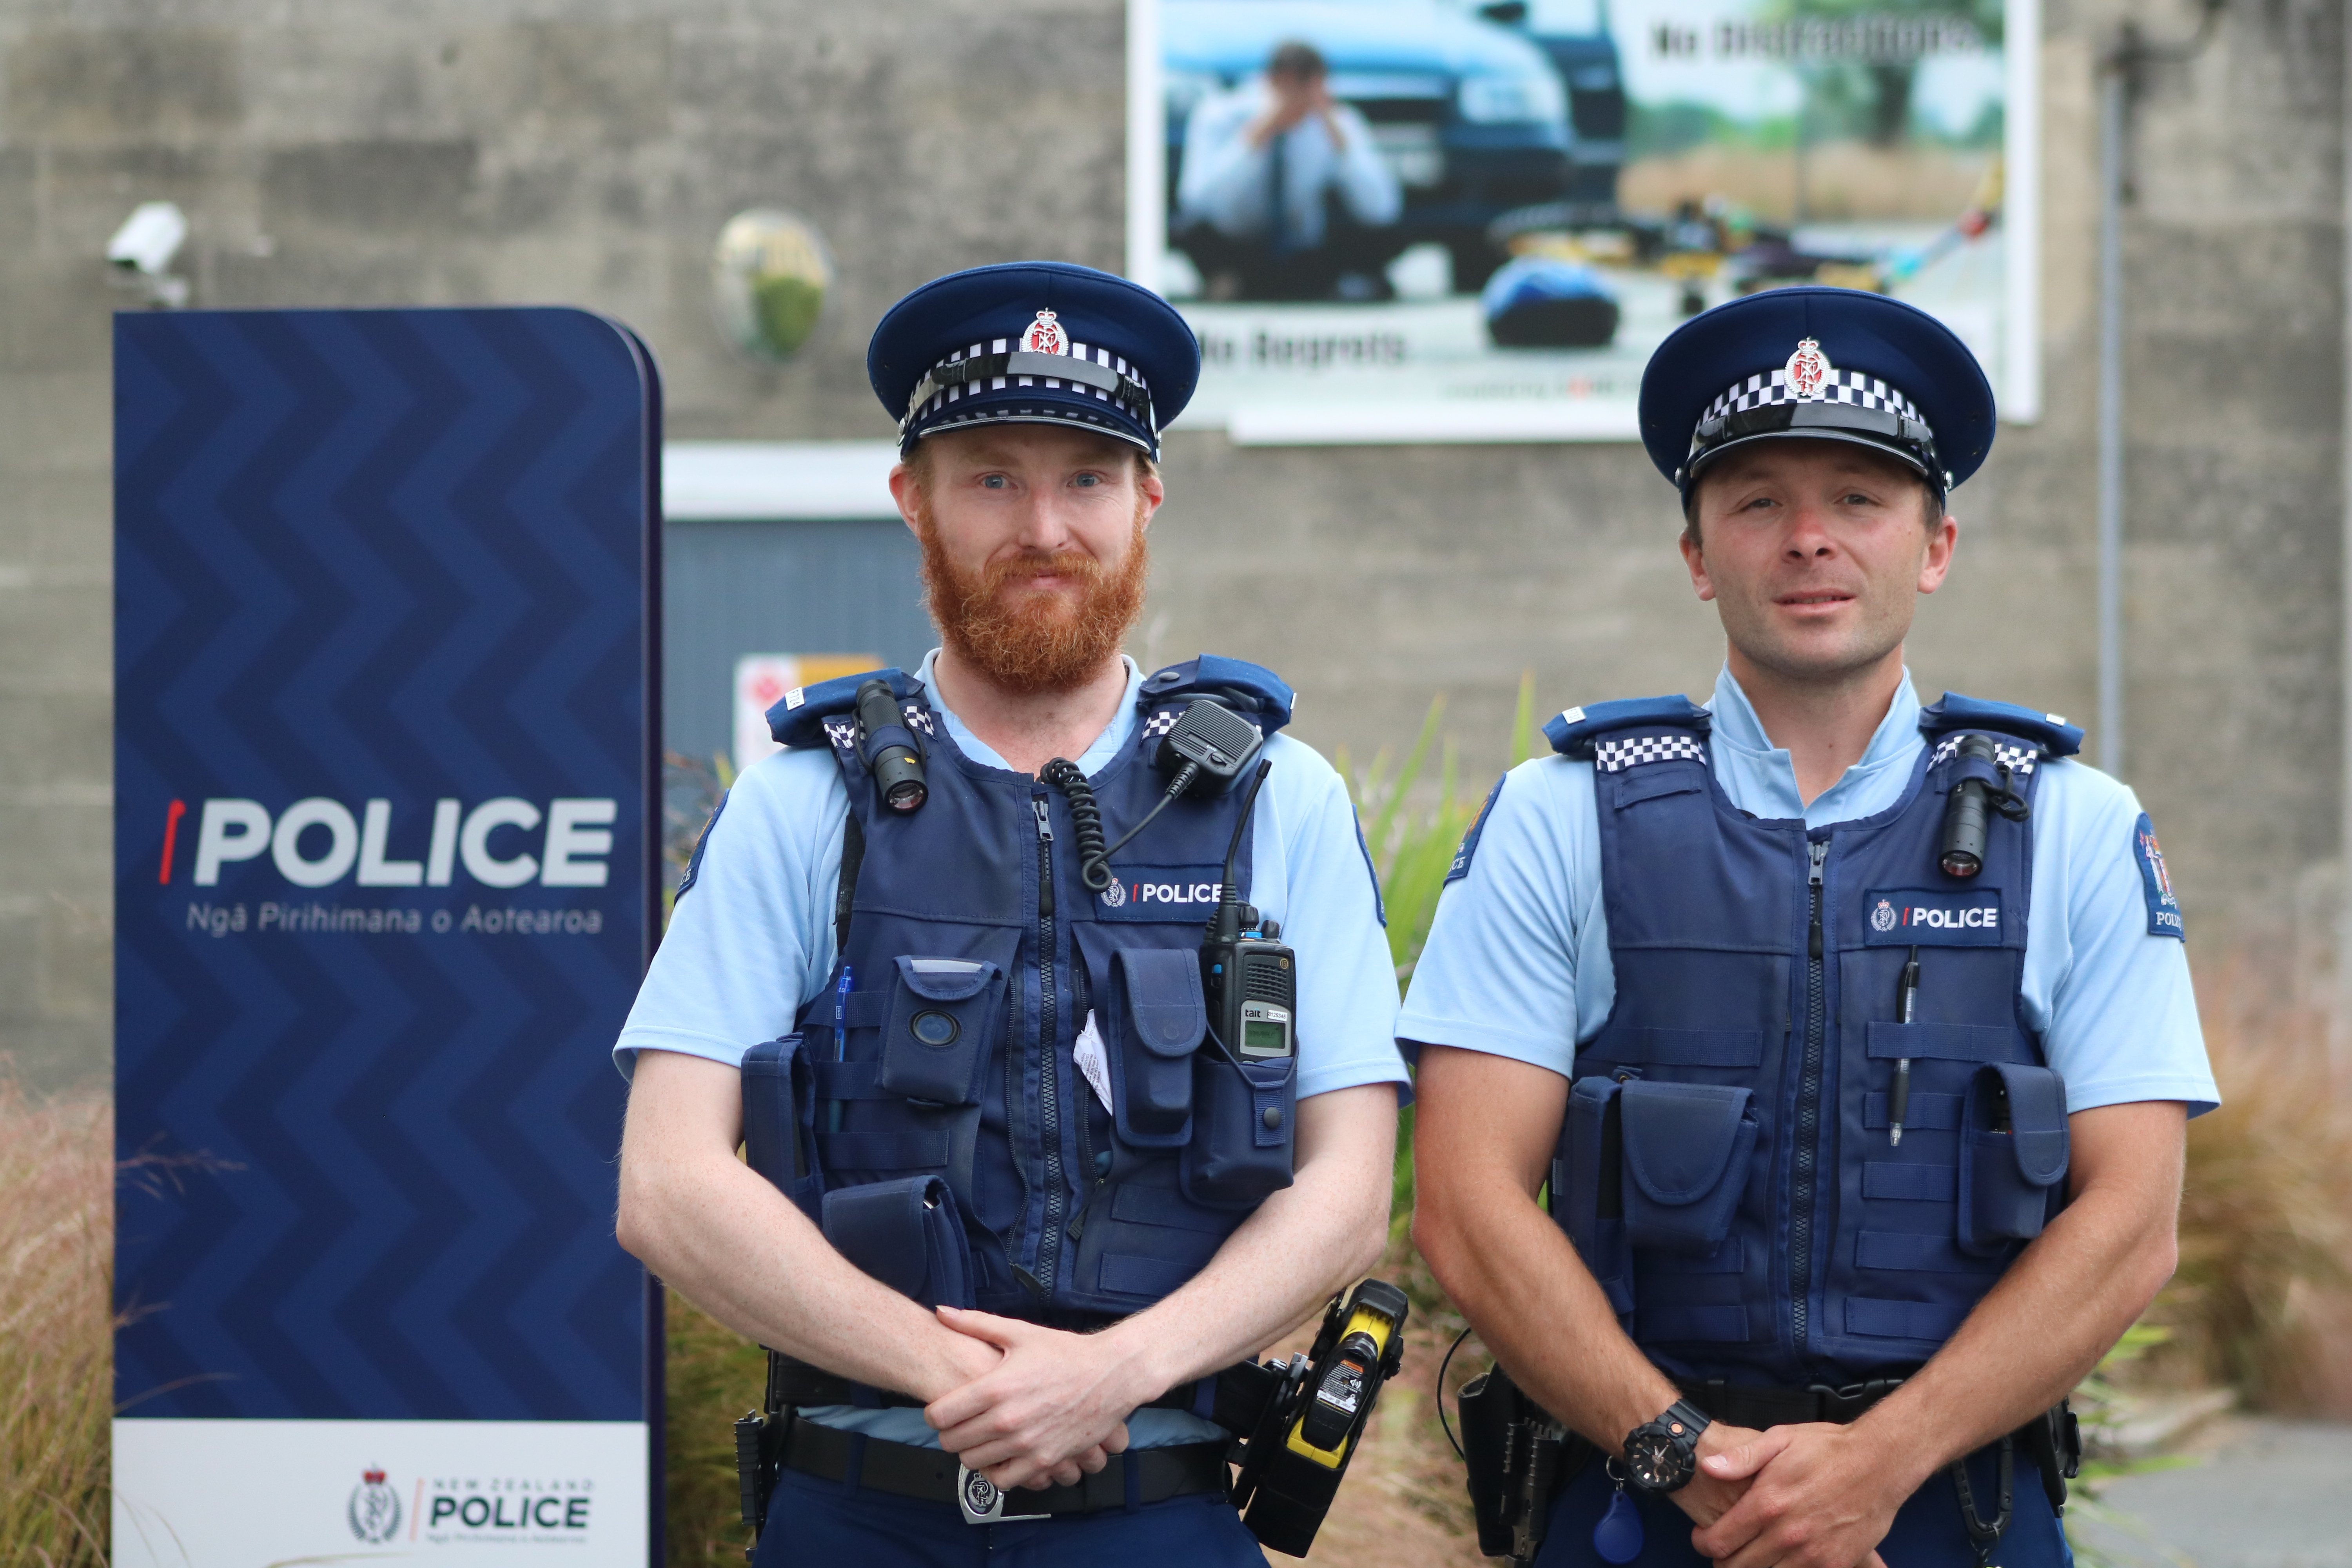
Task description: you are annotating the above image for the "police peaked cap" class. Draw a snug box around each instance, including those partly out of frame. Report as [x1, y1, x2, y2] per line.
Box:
[1638, 286, 1995, 501]
[868, 261, 1201, 459]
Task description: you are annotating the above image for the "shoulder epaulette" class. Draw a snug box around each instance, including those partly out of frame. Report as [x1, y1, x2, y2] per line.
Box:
[1544, 695, 1711, 760]
[1918, 694, 2083, 759]
[1137, 655, 1294, 737]
[768, 668, 929, 752]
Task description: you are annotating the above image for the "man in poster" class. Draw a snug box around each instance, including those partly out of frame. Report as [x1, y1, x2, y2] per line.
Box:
[1174, 40, 1406, 302]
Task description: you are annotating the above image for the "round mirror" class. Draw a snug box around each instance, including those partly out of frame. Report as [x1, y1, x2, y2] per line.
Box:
[710, 209, 835, 363]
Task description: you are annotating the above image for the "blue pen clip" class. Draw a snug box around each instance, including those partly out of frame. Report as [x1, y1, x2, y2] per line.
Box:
[829, 965, 852, 1132]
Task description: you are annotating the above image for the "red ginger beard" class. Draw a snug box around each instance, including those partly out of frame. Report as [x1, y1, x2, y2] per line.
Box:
[913, 501, 1151, 696]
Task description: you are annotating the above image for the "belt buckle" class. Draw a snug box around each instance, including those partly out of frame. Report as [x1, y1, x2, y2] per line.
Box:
[956, 1464, 1050, 1525]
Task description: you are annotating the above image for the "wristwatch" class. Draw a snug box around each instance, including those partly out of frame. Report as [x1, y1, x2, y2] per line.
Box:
[1622, 1398, 1712, 1495]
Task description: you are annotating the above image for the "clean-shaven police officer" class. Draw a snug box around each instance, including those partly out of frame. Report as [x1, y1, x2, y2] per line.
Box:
[1406, 289, 2217, 1568]
[613, 261, 1404, 1565]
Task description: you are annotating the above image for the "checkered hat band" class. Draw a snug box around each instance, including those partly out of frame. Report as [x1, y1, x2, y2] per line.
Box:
[1703, 368, 1922, 424]
[1931, 735, 2038, 777]
[1593, 734, 1708, 773]
[912, 339, 1148, 427]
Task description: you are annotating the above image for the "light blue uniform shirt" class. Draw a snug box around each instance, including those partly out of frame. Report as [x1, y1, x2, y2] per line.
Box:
[617, 652, 1406, 1448]
[1399, 668, 2217, 1116]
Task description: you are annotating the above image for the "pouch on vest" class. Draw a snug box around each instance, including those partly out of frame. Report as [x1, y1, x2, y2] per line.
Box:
[1619, 1080, 1757, 1257]
[820, 1173, 976, 1311]
[1105, 947, 1207, 1147]
[1958, 1063, 2069, 1255]
[877, 956, 1004, 1107]
[742, 1033, 822, 1218]
[1182, 1047, 1296, 1209]
[1553, 1077, 1633, 1319]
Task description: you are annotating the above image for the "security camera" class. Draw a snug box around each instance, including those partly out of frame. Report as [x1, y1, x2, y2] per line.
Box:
[107, 202, 187, 278]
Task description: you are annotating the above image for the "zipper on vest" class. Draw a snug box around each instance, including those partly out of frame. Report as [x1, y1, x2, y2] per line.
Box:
[1790, 836, 1830, 1354]
[1031, 795, 1065, 1296]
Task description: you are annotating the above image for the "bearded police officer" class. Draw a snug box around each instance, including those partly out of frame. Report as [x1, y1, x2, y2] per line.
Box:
[613, 261, 1404, 1565]
[1406, 288, 2216, 1568]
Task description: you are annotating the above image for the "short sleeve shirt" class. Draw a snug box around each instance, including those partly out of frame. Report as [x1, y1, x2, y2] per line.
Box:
[1398, 668, 2217, 1117]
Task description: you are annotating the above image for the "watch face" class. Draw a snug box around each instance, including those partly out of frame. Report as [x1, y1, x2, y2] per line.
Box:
[1628, 1421, 1694, 1490]
[1628, 1429, 1684, 1495]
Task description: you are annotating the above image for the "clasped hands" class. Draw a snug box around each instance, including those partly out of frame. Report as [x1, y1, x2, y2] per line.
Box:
[918, 1305, 1160, 1492]
[1668, 1421, 1916, 1568]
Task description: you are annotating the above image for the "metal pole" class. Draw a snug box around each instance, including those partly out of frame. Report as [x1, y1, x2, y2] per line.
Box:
[2096, 62, 2127, 780]
[2338, 0, 2352, 1042]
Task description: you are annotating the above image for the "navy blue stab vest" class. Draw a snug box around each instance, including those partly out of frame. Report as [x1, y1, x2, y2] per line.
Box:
[768, 657, 1300, 1325]
[1547, 693, 2083, 1387]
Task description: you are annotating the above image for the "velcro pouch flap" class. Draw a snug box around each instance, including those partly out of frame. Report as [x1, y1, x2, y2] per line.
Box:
[895, 956, 994, 1002]
[1619, 1081, 1756, 1256]
[1115, 948, 1208, 1057]
[821, 1174, 975, 1309]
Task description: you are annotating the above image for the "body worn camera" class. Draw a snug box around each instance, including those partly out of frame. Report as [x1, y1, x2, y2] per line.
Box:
[1227, 1279, 1411, 1556]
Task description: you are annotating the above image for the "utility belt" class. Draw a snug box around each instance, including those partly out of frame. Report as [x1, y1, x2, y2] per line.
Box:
[735, 1281, 1410, 1558]
[1459, 1366, 2082, 1565]
[760, 1414, 1231, 1523]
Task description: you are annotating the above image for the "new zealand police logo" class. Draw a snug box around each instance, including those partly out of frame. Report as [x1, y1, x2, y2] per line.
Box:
[1870, 898, 1898, 933]
[1020, 309, 1067, 356]
[1785, 337, 1831, 399]
[1100, 878, 1128, 908]
[348, 1466, 402, 1544]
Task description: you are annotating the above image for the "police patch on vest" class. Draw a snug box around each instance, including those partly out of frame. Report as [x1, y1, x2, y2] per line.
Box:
[2133, 813, 2184, 940]
[1096, 864, 1229, 921]
[1862, 888, 2004, 946]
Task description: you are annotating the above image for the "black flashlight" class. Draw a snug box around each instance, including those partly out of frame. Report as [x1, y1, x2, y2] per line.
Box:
[854, 678, 927, 814]
[1939, 733, 2000, 878]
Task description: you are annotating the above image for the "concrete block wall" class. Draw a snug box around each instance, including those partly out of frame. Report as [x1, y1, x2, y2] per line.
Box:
[0, 0, 2339, 1086]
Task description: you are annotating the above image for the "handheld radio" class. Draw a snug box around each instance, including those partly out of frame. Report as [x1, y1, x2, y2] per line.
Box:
[1201, 759, 1294, 1063]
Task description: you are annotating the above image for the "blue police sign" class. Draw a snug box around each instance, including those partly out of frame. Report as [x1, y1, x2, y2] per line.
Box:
[112, 309, 662, 1566]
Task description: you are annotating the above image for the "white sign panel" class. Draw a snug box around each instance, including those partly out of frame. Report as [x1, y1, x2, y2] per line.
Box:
[113, 1418, 648, 1567]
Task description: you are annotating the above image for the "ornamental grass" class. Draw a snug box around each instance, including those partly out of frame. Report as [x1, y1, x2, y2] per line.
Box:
[0, 1071, 113, 1568]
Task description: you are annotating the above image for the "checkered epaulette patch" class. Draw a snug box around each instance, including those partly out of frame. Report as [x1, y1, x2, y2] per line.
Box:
[1593, 734, 1707, 773]
[1931, 735, 2038, 776]
[820, 701, 935, 756]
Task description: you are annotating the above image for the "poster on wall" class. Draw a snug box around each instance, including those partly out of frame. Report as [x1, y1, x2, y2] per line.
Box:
[1129, 0, 2037, 443]
[113, 307, 663, 1566]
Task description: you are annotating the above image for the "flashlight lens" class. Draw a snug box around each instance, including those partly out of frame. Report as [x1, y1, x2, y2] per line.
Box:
[1940, 850, 1982, 878]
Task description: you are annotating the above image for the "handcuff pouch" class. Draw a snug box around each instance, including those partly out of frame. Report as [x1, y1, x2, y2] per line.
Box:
[1958, 1063, 2069, 1254]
